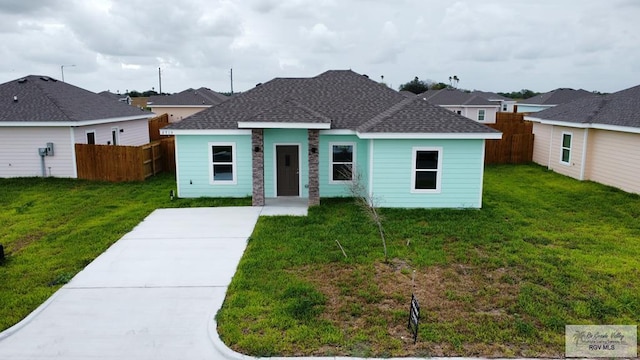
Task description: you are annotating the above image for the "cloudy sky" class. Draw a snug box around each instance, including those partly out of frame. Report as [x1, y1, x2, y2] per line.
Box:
[1, 0, 638, 95]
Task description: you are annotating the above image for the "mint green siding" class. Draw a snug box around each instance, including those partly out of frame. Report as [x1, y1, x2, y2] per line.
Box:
[175, 135, 252, 198]
[263, 129, 309, 198]
[318, 135, 369, 197]
[370, 139, 485, 208]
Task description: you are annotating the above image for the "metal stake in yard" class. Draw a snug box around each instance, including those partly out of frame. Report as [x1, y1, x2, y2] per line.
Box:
[408, 270, 420, 344]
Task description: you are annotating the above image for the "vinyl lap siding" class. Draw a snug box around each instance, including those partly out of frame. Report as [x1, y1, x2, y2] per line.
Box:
[371, 139, 485, 208]
[0, 127, 75, 178]
[532, 122, 552, 166]
[175, 135, 252, 198]
[73, 119, 150, 146]
[547, 126, 585, 180]
[586, 130, 640, 194]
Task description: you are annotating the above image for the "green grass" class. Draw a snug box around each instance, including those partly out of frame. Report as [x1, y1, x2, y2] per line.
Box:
[0, 173, 249, 331]
[216, 164, 640, 357]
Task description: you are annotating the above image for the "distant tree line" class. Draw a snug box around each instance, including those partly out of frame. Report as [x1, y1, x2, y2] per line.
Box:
[125, 90, 170, 97]
[497, 89, 541, 100]
[398, 77, 448, 94]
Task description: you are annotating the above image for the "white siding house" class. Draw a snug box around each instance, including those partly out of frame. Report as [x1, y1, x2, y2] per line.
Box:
[0, 75, 154, 178]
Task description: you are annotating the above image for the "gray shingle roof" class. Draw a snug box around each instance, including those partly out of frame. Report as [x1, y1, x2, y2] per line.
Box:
[420, 89, 497, 106]
[470, 90, 511, 101]
[519, 88, 596, 105]
[530, 84, 640, 129]
[166, 70, 499, 135]
[0, 76, 149, 122]
[148, 87, 228, 106]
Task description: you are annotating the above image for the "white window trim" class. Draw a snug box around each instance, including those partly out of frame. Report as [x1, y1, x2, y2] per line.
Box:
[111, 127, 119, 145]
[477, 109, 486, 121]
[329, 142, 356, 184]
[85, 130, 96, 144]
[410, 146, 443, 194]
[560, 131, 572, 165]
[208, 142, 237, 185]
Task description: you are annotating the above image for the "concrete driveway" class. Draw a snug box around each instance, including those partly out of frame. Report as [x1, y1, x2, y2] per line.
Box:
[0, 207, 262, 360]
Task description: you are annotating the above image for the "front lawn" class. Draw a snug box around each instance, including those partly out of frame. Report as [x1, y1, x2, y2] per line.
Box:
[216, 164, 640, 357]
[0, 173, 249, 331]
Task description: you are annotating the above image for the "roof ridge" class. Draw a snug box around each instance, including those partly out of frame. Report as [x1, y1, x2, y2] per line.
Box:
[584, 97, 610, 123]
[29, 75, 74, 122]
[357, 96, 418, 132]
[242, 98, 332, 124]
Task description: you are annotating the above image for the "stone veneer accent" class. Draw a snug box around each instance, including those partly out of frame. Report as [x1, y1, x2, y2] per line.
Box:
[308, 129, 320, 206]
[252, 129, 265, 206]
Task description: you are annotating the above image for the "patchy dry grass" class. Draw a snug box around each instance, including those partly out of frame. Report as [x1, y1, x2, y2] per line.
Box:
[216, 164, 640, 357]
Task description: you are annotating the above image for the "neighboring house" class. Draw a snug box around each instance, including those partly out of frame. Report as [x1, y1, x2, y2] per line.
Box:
[0, 75, 154, 178]
[471, 90, 517, 113]
[526, 84, 640, 194]
[98, 90, 132, 105]
[517, 88, 596, 113]
[160, 70, 501, 208]
[148, 87, 228, 123]
[419, 89, 500, 124]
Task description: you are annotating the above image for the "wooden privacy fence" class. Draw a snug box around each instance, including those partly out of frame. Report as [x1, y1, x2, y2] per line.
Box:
[75, 138, 175, 182]
[148, 113, 170, 141]
[485, 112, 534, 164]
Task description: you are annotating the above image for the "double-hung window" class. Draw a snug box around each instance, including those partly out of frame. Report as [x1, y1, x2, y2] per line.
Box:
[209, 142, 236, 184]
[330, 143, 355, 183]
[478, 109, 486, 121]
[411, 147, 442, 193]
[560, 132, 572, 165]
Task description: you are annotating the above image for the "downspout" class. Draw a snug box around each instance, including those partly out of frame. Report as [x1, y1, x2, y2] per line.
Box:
[40, 152, 46, 177]
[579, 128, 589, 181]
[548, 125, 554, 169]
[368, 139, 374, 205]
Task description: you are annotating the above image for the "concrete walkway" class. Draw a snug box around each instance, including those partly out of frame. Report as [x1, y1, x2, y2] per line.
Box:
[0, 207, 262, 359]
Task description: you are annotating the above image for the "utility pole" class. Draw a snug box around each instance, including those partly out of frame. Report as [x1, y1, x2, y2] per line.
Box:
[60, 64, 75, 82]
[158, 67, 162, 94]
[230, 68, 234, 95]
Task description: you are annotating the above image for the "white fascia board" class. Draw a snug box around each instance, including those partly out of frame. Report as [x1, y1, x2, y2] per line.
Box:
[0, 114, 155, 127]
[356, 132, 503, 140]
[320, 129, 357, 135]
[149, 105, 211, 108]
[525, 117, 640, 134]
[460, 105, 500, 109]
[160, 129, 252, 136]
[237, 121, 331, 129]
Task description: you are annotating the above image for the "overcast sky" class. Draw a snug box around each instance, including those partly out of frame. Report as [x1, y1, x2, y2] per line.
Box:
[1, 0, 638, 95]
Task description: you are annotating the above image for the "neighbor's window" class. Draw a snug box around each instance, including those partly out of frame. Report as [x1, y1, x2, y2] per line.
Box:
[86, 131, 96, 145]
[411, 147, 442, 193]
[561, 132, 572, 164]
[478, 109, 486, 121]
[330, 143, 355, 182]
[210, 142, 236, 184]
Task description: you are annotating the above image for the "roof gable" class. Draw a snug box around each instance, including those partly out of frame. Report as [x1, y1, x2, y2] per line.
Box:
[148, 87, 228, 106]
[166, 70, 499, 136]
[0, 75, 149, 122]
[530, 84, 640, 129]
[520, 88, 596, 105]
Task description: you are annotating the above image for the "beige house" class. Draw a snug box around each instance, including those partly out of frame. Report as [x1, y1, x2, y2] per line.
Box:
[148, 88, 228, 123]
[526, 84, 640, 194]
[420, 89, 500, 124]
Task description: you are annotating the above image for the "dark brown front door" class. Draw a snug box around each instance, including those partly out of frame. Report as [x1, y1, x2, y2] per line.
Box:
[276, 145, 299, 196]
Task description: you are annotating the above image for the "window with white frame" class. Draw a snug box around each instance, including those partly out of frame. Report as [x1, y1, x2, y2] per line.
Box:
[330, 143, 355, 182]
[561, 132, 572, 164]
[478, 109, 486, 121]
[411, 147, 442, 192]
[209, 143, 236, 184]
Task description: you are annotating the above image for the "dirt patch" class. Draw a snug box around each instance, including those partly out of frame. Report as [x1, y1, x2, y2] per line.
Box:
[6, 231, 45, 255]
[292, 259, 559, 357]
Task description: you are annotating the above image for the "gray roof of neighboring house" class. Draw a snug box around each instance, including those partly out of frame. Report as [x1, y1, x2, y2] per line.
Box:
[166, 70, 499, 134]
[0, 75, 151, 122]
[148, 87, 228, 106]
[530, 84, 640, 129]
[419, 89, 497, 106]
[519, 88, 596, 105]
[470, 90, 512, 101]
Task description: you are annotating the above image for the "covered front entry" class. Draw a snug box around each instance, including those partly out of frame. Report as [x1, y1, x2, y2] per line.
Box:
[276, 145, 300, 196]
